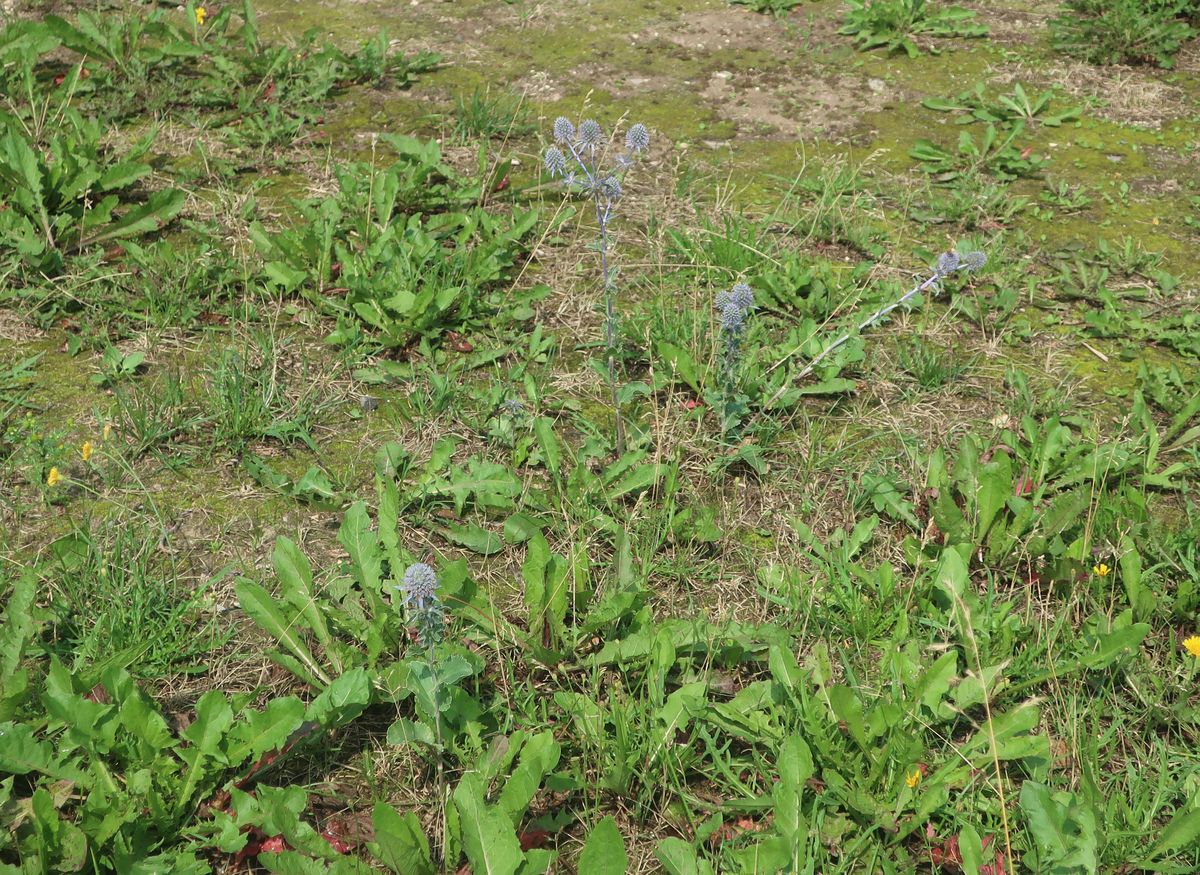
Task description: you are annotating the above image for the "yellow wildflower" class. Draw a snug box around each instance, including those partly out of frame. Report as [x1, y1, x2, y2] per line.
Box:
[195, 6, 206, 25]
[1093, 563, 1110, 578]
[1184, 636, 1200, 659]
[102, 422, 112, 441]
[905, 769, 921, 789]
[47, 467, 62, 487]
[81, 440, 93, 462]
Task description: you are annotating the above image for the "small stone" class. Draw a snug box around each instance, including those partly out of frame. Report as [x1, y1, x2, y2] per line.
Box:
[867, 78, 885, 93]
[714, 70, 733, 80]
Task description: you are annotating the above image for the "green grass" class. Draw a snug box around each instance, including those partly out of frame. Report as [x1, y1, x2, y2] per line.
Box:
[0, 0, 1198, 872]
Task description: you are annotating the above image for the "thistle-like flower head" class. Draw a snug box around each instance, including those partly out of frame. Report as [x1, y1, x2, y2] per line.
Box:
[598, 175, 622, 202]
[544, 145, 566, 178]
[962, 251, 987, 272]
[936, 251, 960, 277]
[730, 282, 755, 311]
[401, 562, 439, 611]
[720, 300, 746, 333]
[553, 116, 575, 144]
[399, 562, 444, 648]
[579, 119, 604, 148]
[625, 123, 650, 153]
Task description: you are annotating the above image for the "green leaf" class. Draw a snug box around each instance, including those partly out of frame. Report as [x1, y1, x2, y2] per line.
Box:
[579, 816, 627, 875]
[77, 188, 186, 248]
[775, 735, 812, 870]
[272, 537, 337, 670]
[236, 578, 331, 687]
[607, 463, 665, 499]
[306, 668, 372, 728]
[655, 340, 702, 395]
[1146, 806, 1200, 861]
[442, 522, 504, 555]
[371, 803, 435, 874]
[655, 838, 712, 875]
[0, 721, 54, 775]
[231, 696, 307, 764]
[957, 825, 984, 875]
[497, 731, 561, 824]
[975, 451, 1012, 538]
[453, 772, 524, 875]
[533, 417, 561, 480]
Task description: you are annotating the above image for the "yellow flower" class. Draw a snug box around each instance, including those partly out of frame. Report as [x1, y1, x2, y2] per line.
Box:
[47, 467, 61, 487]
[195, 6, 206, 25]
[81, 441, 93, 462]
[905, 769, 921, 789]
[1093, 563, 1110, 578]
[102, 422, 112, 441]
[1184, 636, 1200, 659]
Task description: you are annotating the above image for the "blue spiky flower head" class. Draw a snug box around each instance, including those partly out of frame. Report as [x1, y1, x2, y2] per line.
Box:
[553, 116, 575, 144]
[399, 562, 444, 648]
[720, 300, 746, 333]
[625, 123, 650, 153]
[597, 175, 622, 201]
[544, 145, 567, 177]
[401, 562, 438, 610]
[936, 251, 960, 277]
[730, 283, 755, 311]
[578, 119, 604, 148]
[961, 251, 987, 272]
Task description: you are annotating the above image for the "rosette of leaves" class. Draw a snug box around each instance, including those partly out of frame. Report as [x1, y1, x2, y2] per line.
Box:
[0, 114, 184, 274]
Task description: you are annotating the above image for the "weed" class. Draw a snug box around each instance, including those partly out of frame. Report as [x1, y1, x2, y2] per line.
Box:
[730, 0, 805, 16]
[451, 86, 534, 141]
[840, 0, 987, 56]
[1051, 0, 1196, 68]
[544, 117, 650, 455]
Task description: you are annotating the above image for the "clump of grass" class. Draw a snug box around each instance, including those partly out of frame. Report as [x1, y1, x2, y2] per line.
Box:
[451, 86, 534, 141]
[896, 337, 975, 391]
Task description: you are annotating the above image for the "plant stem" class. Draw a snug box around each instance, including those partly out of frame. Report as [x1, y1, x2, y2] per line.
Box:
[764, 269, 943, 408]
[594, 195, 625, 455]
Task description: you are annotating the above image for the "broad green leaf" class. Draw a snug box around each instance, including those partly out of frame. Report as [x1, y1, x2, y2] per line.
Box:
[975, 451, 1012, 538]
[655, 838, 712, 875]
[371, 803, 434, 874]
[579, 816, 627, 875]
[957, 825, 984, 875]
[1146, 806, 1200, 861]
[77, 188, 185, 248]
[498, 731, 561, 823]
[655, 340, 702, 395]
[775, 735, 812, 870]
[453, 772, 524, 875]
[533, 417, 560, 480]
[306, 668, 371, 728]
[272, 538, 331, 653]
[236, 579, 330, 687]
[443, 522, 504, 555]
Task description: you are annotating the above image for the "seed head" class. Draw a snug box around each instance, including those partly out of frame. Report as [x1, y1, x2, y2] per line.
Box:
[544, 146, 566, 177]
[578, 119, 604, 147]
[625, 123, 650, 153]
[553, 116, 575, 144]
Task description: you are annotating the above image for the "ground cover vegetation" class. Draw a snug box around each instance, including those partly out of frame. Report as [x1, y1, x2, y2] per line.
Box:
[0, 0, 1198, 872]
